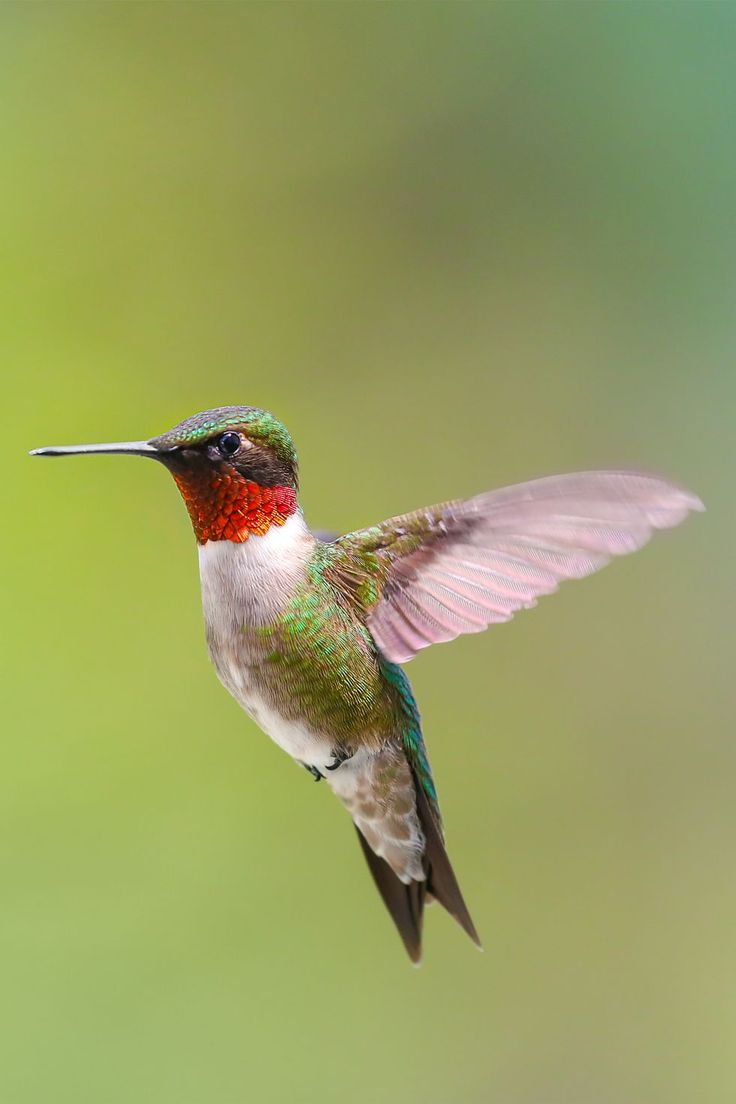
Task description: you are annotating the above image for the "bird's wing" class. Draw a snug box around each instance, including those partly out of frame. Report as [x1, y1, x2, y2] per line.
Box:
[328, 471, 703, 664]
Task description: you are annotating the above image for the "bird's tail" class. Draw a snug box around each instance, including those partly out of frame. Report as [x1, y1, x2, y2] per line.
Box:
[356, 770, 481, 963]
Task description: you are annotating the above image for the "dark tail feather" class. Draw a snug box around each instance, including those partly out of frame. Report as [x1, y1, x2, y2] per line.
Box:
[355, 775, 481, 963]
[414, 779, 481, 951]
[356, 828, 426, 963]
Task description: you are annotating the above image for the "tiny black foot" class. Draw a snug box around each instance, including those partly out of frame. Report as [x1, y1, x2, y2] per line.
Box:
[325, 748, 353, 772]
[302, 762, 325, 782]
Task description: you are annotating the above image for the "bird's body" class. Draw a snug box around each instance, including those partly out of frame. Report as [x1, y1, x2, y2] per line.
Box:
[32, 405, 703, 961]
[198, 517, 446, 896]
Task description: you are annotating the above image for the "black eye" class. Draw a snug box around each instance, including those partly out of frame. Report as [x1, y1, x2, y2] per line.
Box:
[217, 431, 242, 457]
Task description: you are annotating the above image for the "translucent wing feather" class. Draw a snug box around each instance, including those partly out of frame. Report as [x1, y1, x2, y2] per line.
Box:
[331, 471, 703, 663]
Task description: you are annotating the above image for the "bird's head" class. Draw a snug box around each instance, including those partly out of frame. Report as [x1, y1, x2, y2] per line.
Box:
[31, 406, 299, 543]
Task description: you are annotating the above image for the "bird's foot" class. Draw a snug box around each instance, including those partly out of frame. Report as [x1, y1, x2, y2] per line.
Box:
[325, 748, 353, 772]
[302, 763, 325, 782]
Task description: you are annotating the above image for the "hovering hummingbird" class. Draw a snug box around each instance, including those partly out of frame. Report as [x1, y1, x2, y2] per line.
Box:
[32, 407, 702, 962]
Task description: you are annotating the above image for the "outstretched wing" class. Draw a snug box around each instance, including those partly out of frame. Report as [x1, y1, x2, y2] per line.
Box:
[329, 471, 703, 664]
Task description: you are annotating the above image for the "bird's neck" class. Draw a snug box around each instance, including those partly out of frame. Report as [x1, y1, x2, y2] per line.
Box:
[172, 464, 298, 543]
[198, 512, 315, 631]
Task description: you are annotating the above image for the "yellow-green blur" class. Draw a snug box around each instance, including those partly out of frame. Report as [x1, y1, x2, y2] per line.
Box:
[2, 5, 732, 1103]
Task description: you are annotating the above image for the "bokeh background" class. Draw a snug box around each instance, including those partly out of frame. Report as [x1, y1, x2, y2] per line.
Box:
[2, 4, 733, 1103]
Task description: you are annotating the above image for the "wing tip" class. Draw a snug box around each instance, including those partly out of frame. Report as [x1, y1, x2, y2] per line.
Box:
[685, 490, 705, 513]
[606, 470, 705, 520]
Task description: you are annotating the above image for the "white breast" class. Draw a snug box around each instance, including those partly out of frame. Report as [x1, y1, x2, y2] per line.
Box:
[198, 512, 312, 628]
[196, 514, 332, 766]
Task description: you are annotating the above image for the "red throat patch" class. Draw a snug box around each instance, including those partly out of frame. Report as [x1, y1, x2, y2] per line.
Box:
[172, 466, 298, 543]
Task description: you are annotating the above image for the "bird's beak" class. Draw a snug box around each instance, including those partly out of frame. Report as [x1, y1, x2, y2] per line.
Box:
[29, 440, 166, 459]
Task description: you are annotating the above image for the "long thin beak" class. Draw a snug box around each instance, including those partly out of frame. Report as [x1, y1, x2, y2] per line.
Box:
[29, 441, 162, 459]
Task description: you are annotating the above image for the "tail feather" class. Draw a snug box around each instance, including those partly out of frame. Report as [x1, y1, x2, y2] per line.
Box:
[356, 828, 426, 963]
[414, 778, 481, 950]
[356, 770, 480, 962]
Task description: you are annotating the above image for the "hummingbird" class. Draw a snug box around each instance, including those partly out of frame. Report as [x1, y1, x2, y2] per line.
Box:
[31, 407, 702, 962]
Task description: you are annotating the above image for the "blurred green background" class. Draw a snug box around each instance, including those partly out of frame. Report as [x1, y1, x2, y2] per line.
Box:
[2, 4, 733, 1103]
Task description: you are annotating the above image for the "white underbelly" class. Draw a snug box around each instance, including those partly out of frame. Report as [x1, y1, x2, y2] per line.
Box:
[229, 666, 333, 769]
[198, 516, 332, 766]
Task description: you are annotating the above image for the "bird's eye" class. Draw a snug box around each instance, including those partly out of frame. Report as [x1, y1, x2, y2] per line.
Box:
[217, 431, 242, 458]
